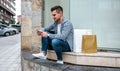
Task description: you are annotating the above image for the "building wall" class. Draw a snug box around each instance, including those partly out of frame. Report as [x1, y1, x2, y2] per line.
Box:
[17, 15, 21, 24]
[0, 0, 16, 24]
[43, 0, 60, 27]
[60, 0, 70, 20]
[70, 0, 120, 49]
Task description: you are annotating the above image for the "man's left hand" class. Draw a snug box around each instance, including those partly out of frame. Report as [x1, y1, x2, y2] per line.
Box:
[41, 32, 48, 37]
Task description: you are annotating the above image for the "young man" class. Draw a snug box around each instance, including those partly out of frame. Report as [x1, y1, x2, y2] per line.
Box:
[32, 5, 74, 64]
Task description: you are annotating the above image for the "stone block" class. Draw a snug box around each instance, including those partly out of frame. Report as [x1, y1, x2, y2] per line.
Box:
[21, 58, 34, 71]
[116, 58, 120, 67]
[47, 51, 57, 60]
[32, 0, 42, 10]
[32, 10, 42, 27]
[32, 44, 40, 53]
[31, 28, 41, 53]
[41, 66, 49, 71]
[21, 36, 32, 51]
[47, 50, 120, 67]
[21, 0, 30, 1]
[33, 63, 41, 71]
[50, 68, 62, 71]
[47, 51, 77, 64]
[32, 28, 41, 44]
[21, 2, 32, 17]
[63, 53, 77, 64]
[77, 56, 116, 67]
[21, 17, 32, 36]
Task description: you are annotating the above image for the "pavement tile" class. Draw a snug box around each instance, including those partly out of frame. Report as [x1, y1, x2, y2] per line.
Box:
[0, 34, 21, 71]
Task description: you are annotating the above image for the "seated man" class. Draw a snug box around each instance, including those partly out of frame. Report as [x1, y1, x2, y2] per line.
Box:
[32, 5, 74, 64]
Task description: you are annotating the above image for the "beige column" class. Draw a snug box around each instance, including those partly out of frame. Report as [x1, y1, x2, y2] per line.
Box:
[21, 0, 42, 53]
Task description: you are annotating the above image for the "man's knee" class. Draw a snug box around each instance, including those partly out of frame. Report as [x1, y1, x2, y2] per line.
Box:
[52, 39, 60, 46]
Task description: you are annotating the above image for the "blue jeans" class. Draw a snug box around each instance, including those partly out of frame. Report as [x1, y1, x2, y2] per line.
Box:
[42, 37, 71, 60]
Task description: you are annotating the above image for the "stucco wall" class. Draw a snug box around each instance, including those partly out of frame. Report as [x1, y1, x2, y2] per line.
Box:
[70, 0, 120, 49]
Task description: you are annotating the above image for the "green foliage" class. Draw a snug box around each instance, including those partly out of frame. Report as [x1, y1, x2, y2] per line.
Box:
[16, 22, 20, 24]
[11, 18, 16, 24]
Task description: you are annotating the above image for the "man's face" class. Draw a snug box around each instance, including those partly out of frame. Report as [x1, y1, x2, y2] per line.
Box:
[51, 10, 62, 22]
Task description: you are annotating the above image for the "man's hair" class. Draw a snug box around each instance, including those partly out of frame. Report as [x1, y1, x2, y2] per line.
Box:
[51, 5, 63, 13]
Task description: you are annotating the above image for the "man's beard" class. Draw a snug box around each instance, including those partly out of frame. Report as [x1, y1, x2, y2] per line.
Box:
[54, 18, 60, 23]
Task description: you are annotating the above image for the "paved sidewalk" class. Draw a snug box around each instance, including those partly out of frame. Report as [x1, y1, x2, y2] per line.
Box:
[0, 34, 21, 71]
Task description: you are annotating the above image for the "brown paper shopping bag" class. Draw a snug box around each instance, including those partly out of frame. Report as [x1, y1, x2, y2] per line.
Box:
[82, 35, 97, 53]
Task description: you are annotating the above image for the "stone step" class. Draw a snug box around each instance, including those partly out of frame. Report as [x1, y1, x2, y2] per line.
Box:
[47, 50, 120, 67]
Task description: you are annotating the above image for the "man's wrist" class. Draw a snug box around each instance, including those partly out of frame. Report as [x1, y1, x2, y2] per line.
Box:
[47, 34, 50, 36]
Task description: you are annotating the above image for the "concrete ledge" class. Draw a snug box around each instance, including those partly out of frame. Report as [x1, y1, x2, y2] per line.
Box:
[21, 50, 120, 71]
[47, 50, 120, 68]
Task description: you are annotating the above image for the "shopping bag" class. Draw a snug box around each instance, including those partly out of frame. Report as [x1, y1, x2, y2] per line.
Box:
[82, 35, 97, 53]
[73, 29, 92, 52]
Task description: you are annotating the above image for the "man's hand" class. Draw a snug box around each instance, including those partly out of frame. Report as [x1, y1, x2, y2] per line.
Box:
[37, 30, 48, 37]
[37, 30, 43, 36]
[41, 32, 48, 37]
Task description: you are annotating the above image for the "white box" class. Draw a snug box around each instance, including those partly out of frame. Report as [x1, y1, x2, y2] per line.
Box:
[73, 29, 92, 52]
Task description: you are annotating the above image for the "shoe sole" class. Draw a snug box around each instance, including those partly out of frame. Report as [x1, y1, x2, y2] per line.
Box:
[33, 55, 47, 59]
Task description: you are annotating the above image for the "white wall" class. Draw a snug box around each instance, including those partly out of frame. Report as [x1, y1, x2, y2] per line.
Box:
[43, 0, 70, 26]
[60, 0, 70, 19]
[70, 0, 120, 49]
[43, 0, 60, 27]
